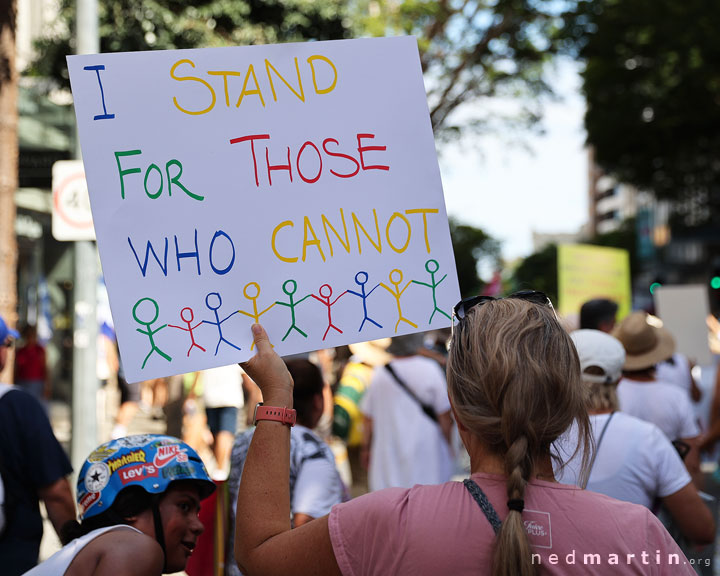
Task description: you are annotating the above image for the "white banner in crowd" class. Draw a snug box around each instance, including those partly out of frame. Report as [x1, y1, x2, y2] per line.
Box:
[67, 37, 460, 383]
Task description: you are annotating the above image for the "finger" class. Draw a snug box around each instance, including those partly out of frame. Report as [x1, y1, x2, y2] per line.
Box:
[250, 323, 271, 352]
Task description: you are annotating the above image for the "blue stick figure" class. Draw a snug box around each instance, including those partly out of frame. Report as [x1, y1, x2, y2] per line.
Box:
[132, 297, 172, 369]
[275, 279, 312, 341]
[202, 292, 241, 355]
[347, 271, 383, 331]
[412, 259, 451, 324]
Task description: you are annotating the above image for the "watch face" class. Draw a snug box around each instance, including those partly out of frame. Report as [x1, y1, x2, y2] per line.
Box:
[253, 402, 263, 426]
[85, 462, 111, 493]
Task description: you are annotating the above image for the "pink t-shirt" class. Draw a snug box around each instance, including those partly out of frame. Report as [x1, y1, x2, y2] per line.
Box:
[329, 473, 693, 575]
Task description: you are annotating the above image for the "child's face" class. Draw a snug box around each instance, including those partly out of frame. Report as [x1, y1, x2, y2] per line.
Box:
[161, 482, 204, 572]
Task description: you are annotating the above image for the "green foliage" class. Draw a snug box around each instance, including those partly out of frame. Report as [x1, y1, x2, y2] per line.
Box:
[561, 0, 720, 228]
[448, 217, 501, 298]
[29, 0, 349, 87]
[351, 0, 568, 140]
[510, 242, 557, 303]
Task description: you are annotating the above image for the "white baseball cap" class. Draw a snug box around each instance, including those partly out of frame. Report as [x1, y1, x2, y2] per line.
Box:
[570, 329, 626, 385]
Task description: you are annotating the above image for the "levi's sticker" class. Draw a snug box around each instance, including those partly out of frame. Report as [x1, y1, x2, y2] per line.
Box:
[523, 510, 552, 549]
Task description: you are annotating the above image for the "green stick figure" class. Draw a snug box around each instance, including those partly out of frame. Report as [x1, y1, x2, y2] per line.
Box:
[275, 279, 312, 341]
[412, 259, 451, 324]
[133, 297, 172, 369]
[238, 282, 276, 350]
[380, 269, 418, 333]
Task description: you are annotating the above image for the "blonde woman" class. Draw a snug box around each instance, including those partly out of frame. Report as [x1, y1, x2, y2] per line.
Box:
[235, 294, 694, 575]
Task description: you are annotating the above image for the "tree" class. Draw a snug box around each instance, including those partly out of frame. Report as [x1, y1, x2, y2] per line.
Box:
[350, 0, 571, 141]
[510, 242, 557, 303]
[448, 217, 501, 298]
[0, 0, 18, 383]
[30, 0, 350, 87]
[561, 0, 720, 231]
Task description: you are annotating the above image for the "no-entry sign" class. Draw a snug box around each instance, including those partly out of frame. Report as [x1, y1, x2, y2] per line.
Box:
[52, 160, 96, 241]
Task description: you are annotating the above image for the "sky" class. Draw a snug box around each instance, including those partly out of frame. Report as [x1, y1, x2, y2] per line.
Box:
[438, 60, 588, 268]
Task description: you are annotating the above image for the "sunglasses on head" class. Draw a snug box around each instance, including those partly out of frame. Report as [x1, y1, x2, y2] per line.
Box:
[451, 290, 556, 337]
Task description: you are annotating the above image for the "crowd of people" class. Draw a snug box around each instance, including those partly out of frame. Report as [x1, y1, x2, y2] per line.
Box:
[1, 286, 719, 575]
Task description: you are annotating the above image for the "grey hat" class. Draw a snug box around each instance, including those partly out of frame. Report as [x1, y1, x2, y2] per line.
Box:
[387, 332, 425, 357]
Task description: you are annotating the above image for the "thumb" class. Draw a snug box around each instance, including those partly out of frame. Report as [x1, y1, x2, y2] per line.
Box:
[249, 323, 271, 354]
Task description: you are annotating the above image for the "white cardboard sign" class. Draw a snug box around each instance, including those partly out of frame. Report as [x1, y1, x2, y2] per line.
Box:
[654, 284, 712, 367]
[67, 37, 460, 383]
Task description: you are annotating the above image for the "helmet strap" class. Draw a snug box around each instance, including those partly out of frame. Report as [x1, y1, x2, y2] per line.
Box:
[151, 494, 168, 572]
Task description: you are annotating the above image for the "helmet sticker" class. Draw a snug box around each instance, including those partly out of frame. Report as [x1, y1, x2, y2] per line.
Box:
[119, 463, 159, 485]
[88, 446, 117, 462]
[115, 434, 153, 448]
[153, 444, 188, 468]
[107, 449, 147, 473]
[84, 462, 111, 493]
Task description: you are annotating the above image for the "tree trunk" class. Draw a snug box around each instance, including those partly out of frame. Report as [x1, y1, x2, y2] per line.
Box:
[0, 0, 18, 382]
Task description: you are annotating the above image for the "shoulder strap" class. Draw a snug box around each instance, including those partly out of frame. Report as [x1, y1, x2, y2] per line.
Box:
[463, 479, 501, 534]
[585, 411, 616, 484]
[384, 363, 438, 423]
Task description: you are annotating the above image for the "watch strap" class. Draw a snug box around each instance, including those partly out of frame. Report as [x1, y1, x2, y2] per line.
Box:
[254, 403, 297, 427]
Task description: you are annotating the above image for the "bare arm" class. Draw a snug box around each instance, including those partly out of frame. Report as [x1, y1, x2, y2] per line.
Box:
[361, 415, 373, 470]
[38, 476, 76, 537]
[235, 325, 341, 576]
[680, 435, 702, 487]
[661, 482, 715, 545]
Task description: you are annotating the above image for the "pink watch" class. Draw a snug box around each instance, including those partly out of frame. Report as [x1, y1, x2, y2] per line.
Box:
[253, 403, 297, 427]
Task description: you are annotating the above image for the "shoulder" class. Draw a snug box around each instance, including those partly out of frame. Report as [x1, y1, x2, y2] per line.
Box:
[67, 527, 163, 576]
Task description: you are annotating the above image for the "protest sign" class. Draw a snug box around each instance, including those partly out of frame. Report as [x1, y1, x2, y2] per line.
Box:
[67, 37, 460, 383]
[557, 244, 631, 321]
[654, 284, 712, 366]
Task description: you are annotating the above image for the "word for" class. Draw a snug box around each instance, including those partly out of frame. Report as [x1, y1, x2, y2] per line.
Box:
[229, 133, 389, 187]
[115, 150, 203, 201]
[271, 207, 440, 263]
[170, 55, 337, 115]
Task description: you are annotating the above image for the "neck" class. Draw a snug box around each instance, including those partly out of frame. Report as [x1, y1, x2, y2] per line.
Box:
[588, 409, 614, 415]
[466, 436, 556, 482]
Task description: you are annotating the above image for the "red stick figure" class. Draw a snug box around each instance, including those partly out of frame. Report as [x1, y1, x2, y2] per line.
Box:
[169, 307, 206, 357]
[311, 284, 347, 340]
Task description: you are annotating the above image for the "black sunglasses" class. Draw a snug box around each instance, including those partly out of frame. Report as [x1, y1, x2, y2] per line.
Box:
[453, 290, 553, 320]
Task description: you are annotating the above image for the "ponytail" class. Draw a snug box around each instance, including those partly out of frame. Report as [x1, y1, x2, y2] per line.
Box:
[492, 436, 534, 576]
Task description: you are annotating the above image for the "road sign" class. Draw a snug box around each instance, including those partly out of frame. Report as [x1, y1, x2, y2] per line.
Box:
[52, 160, 96, 241]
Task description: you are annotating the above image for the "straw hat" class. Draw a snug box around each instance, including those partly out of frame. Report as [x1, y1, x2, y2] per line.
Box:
[612, 312, 675, 371]
[348, 338, 392, 367]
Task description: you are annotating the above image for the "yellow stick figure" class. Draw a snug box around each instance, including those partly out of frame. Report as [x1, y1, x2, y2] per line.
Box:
[380, 269, 418, 333]
[238, 282, 276, 350]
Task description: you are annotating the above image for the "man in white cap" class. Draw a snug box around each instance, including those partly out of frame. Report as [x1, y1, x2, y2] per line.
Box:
[555, 329, 714, 545]
[612, 312, 701, 481]
[0, 313, 75, 574]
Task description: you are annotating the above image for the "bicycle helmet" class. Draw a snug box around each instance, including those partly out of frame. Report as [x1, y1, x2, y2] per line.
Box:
[77, 434, 215, 521]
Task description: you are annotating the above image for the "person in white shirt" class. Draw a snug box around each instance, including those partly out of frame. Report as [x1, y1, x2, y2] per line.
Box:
[612, 312, 702, 480]
[555, 329, 713, 545]
[226, 358, 347, 576]
[361, 332, 454, 491]
[656, 352, 702, 402]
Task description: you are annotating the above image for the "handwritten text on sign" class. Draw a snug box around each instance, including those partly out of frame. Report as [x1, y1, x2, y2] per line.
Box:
[67, 37, 460, 383]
